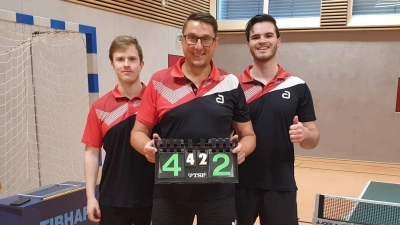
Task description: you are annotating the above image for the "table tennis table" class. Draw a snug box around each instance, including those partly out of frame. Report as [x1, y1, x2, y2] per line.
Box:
[312, 180, 400, 225]
[358, 181, 400, 204]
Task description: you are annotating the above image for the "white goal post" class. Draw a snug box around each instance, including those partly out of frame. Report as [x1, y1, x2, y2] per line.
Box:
[0, 9, 99, 199]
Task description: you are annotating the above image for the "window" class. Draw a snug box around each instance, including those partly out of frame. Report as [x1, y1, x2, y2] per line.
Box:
[217, 0, 264, 20]
[348, 0, 400, 27]
[217, 0, 320, 20]
[353, 0, 400, 15]
[268, 0, 321, 18]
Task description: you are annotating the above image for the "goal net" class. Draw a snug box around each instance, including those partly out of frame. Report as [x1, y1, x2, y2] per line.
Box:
[0, 14, 95, 199]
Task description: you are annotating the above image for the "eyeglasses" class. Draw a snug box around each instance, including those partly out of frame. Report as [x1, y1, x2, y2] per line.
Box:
[182, 35, 216, 47]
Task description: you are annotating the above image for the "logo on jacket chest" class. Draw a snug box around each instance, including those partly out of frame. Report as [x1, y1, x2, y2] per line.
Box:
[216, 94, 224, 104]
[282, 90, 290, 99]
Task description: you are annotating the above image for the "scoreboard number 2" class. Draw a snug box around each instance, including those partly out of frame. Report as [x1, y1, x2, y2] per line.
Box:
[212, 153, 230, 177]
[198, 152, 208, 166]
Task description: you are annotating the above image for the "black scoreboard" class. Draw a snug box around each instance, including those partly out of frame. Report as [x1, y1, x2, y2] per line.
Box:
[154, 138, 238, 184]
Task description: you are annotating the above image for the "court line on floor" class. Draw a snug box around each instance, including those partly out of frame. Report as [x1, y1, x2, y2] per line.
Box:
[296, 166, 400, 177]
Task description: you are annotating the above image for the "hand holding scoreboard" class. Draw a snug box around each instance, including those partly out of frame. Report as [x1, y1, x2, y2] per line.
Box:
[155, 138, 238, 184]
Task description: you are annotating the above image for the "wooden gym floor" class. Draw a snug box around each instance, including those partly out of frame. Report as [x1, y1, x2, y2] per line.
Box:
[192, 156, 400, 225]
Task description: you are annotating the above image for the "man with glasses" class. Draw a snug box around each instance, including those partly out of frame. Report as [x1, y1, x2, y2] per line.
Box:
[130, 12, 256, 225]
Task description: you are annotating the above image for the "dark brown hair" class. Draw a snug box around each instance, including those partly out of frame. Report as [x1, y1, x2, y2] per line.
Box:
[245, 14, 280, 42]
[182, 12, 218, 37]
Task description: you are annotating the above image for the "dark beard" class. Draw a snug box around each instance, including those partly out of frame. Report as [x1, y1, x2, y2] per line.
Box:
[250, 45, 277, 62]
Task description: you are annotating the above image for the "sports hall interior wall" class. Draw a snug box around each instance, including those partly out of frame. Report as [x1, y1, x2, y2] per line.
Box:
[0, 0, 184, 97]
[214, 31, 400, 164]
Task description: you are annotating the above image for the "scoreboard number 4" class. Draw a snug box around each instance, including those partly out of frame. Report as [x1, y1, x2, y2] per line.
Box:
[162, 153, 182, 176]
[186, 152, 195, 165]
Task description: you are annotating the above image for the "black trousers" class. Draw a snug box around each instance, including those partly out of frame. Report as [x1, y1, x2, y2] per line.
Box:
[235, 186, 298, 225]
[151, 196, 237, 225]
[99, 204, 152, 225]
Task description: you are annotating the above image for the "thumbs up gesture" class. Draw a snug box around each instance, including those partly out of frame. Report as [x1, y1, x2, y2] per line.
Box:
[289, 116, 308, 143]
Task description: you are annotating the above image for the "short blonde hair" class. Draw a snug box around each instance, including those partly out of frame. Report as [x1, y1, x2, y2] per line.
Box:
[108, 35, 143, 62]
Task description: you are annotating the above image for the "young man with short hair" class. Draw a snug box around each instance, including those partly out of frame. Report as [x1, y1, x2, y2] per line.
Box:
[82, 35, 154, 225]
[236, 14, 320, 225]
